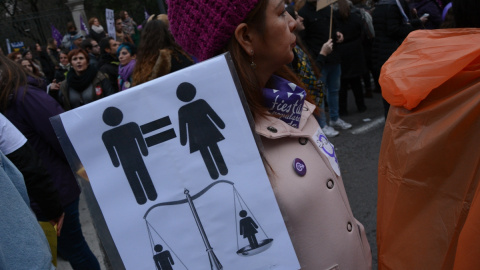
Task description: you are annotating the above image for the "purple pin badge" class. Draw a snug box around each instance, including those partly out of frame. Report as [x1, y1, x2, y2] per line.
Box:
[292, 158, 307, 176]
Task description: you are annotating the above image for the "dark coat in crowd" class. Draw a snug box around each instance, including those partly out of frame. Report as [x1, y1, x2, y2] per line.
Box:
[5, 77, 81, 217]
[36, 50, 56, 83]
[299, 2, 342, 66]
[88, 28, 107, 43]
[371, 0, 422, 72]
[335, 8, 366, 78]
[97, 54, 119, 93]
[410, 0, 443, 29]
[59, 67, 114, 110]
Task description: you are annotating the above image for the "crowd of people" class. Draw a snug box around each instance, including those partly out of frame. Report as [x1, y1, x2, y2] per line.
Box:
[1, 0, 478, 269]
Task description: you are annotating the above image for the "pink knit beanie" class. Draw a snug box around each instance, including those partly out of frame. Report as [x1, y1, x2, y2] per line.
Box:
[168, 0, 260, 61]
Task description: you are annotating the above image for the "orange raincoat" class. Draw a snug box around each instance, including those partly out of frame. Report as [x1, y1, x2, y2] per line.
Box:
[377, 29, 480, 270]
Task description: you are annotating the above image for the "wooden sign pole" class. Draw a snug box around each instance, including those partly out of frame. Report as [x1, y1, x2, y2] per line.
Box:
[329, 4, 333, 40]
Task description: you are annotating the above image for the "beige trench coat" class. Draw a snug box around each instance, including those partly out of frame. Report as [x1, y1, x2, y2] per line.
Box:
[255, 101, 372, 270]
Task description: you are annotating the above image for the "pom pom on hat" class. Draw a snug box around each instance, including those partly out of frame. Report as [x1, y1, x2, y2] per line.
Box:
[168, 0, 260, 61]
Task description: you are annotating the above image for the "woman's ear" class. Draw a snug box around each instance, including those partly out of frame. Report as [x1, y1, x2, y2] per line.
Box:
[234, 23, 254, 55]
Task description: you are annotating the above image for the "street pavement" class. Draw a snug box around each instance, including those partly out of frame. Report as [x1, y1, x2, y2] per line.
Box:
[57, 90, 386, 270]
[329, 90, 386, 270]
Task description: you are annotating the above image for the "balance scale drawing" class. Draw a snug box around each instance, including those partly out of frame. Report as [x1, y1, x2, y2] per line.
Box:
[143, 180, 274, 270]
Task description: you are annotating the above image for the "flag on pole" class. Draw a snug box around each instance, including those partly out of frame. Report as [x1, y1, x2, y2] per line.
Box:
[51, 24, 63, 47]
[80, 15, 89, 35]
[144, 7, 150, 20]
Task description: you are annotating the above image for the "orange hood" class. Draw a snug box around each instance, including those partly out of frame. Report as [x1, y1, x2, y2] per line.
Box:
[380, 28, 480, 110]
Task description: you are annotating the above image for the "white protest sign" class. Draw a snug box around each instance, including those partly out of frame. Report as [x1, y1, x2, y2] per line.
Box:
[55, 54, 300, 270]
[105, 8, 115, 40]
[317, 0, 338, 10]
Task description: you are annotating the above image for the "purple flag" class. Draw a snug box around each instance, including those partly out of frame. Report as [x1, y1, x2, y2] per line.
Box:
[80, 16, 89, 35]
[51, 24, 63, 47]
[144, 7, 150, 20]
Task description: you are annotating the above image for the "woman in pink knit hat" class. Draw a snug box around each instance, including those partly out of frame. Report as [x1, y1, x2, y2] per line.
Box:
[169, 0, 372, 269]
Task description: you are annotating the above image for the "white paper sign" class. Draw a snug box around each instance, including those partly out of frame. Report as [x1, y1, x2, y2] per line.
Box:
[105, 8, 115, 40]
[57, 54, 300, 270]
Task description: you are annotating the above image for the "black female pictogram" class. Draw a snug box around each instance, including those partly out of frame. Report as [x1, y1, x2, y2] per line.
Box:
[239, 210, 259, 249]
[177, 82, 228, 180]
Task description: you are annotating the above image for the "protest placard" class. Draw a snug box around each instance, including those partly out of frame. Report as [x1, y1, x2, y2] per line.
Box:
[105, 8, 115, 40]
[51, 53, 300, 270]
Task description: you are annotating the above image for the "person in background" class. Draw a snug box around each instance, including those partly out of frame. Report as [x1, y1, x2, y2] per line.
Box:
[335, 0, 367, 115]
[59, 48, 114, 110]
[0, 54, 101, 270]
[132, 18, 194, 86]
[88, 17, 107, 43]
[157, 14, 170, 29]
[49, 50, 70, 102]
[7, 51, 22, 62]
[169, 0, 372, 269]
[117, 42, 136, 91]
[98, 37, 120, 93]
[377, 0, 480, 269]
[33, 42, 56, 83]
[115, 16, 133, 44]
[409, 0, 443, 29]
[371, 0, 427, 117]
[18, 58, 44, 79]
[80, 38, 101, 67]
[286, 5, 334, 134]
[56, 50, 70, 81]
[22, 49, 44, 76]
[119, 10, 137, 36]
[299, 0, 353, 136]
[351, 0, 376, 97]
[46, 38, 60, 67]
[61, 22, 80, 51]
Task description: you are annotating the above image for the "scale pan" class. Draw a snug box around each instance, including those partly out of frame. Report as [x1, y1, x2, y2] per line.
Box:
[236, 238, 274, 256]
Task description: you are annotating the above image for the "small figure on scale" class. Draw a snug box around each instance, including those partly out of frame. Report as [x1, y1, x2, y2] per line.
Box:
[239, 210, 259, 249]
[153, 244, 175, 270]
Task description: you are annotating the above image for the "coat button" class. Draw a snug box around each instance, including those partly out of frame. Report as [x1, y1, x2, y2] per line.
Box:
[292, 158, 307, 176]
[347, 222, 353, 232]
[267, 126, 277, 133]
[298, 138, 308, 145]
[326, 179, 334, 189]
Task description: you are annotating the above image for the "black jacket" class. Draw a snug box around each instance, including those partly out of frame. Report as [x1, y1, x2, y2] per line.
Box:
[59, 71, 114, 110]
[335, 8, 366, 78]
[299, 2, 341, 65]
[98, 54, 119, 93]
[371, 0, 422, 71]
[6, 142, 63, 220]
[88, 28, 107, 43]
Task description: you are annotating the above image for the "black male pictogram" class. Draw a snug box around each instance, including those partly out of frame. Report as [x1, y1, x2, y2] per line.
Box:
[102, 106, 176, 205]
[177, 82, 228, 180]
[153, 244, 174, 270]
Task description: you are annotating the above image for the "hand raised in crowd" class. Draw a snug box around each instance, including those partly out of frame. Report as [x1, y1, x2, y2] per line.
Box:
[49, 79, 60, 91]
[49, 212, 65, 236]
[420, 16, 429, 24]
[320, 39, 334, 56]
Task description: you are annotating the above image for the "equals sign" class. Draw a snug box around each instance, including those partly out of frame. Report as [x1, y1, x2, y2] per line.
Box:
[140, 116, 177, 147]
